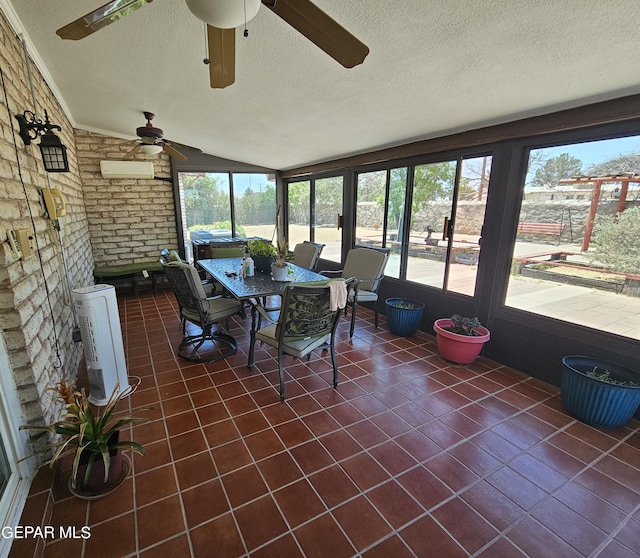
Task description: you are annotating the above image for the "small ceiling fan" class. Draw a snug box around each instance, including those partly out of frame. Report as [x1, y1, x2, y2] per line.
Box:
[124, 112, 191, 161]
[55, 0, 369, 89]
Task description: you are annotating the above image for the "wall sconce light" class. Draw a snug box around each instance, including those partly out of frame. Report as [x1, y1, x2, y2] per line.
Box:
[15, 109, 70, 173]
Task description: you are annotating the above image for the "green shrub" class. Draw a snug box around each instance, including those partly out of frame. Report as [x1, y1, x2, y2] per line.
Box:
[589, 207, 640, 273]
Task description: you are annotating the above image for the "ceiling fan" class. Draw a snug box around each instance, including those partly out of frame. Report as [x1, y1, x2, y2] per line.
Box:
[124, 112, 191, 161]
[55, 0, 370, 89]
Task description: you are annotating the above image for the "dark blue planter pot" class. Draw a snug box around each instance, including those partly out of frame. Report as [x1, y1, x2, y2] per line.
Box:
[561, 356, 640, 428]
[385, 299, 425, 337]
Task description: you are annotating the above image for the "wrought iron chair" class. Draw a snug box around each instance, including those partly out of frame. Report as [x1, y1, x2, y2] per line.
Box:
[247, 278, 355, 402]
[161, 261, 244, 362]
[321, 246, 390, 338]
[292, 241, 325, 270]
[160, 248, 217, 295]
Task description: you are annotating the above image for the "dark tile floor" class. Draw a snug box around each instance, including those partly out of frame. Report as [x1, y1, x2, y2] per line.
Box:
[16, 290, 640, 557]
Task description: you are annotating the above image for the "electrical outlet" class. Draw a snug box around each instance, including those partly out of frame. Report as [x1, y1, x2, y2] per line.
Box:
[15, 229, 35, 259]
[6, 229, 20, 259]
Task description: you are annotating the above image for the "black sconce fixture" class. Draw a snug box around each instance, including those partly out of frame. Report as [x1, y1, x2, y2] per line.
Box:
[15, 109, 69, 173]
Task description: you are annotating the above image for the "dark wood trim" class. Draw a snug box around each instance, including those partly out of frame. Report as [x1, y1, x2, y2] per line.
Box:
[281, 93, 640, 178]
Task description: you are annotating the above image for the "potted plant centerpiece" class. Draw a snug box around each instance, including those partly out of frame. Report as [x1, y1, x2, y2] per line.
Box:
[561, 356, 640, 428]
[385, 298, 425, 337]
[21, 382, 148, 498]
[433, 314, 490, 364]
[247, 239, 277, 273]
[271, 240, 293, 281]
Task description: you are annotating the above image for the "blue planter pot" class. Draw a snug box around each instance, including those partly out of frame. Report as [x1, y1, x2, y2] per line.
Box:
[561, 356, 640, 428]
[385, 298, 425, 337]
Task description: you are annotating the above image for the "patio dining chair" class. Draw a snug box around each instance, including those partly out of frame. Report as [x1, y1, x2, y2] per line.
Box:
[292, 241, 325, 270]
[321, 246, 390, 338]
[161, 261, 244, 362]
[247, 278, 355, 401]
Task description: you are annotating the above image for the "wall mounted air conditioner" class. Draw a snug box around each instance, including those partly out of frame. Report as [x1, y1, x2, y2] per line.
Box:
[73, 284, 129, 406]
[100, 160, 154, 179]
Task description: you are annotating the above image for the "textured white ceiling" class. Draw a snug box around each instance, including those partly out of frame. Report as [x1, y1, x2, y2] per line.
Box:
[5, 0, 640, 170]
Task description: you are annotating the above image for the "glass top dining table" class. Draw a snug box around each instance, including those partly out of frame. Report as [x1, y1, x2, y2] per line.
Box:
[196, 258, 328, 301]
[197, 258, 330, 366]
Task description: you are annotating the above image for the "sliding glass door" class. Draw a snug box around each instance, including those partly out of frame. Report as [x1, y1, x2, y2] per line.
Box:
[355, 155, 492, 298]
[287, 176, 344, 263]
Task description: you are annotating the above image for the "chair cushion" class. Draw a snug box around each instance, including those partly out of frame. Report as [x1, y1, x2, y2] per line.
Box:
[182, 296, 242, 323]
[94, 262, 163, 276]
[342, 248, 388, 292]
[293, 242, 321, 270]
[255, 324, 331, 358]
[349, 289, 378, 303]
[211, 246, 245, 259]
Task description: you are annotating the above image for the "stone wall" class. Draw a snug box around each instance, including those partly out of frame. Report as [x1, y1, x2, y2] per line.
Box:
[75, 130, 178, 266]
[0, 11, 91, 431]
[358, 197, 640, 243]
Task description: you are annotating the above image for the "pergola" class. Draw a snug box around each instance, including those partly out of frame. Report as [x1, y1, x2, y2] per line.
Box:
[558, 173, 640, 250]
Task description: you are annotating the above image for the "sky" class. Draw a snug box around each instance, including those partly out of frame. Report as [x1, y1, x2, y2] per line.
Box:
[532, 135, 640, 169]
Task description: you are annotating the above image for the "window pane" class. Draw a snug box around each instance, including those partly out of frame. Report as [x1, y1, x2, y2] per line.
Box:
[406, 161, 456, 288]
[315, 176, 343, 262]
[287, 181, 310, 247]
[0, 434, 10, 501]
[179, 172, 231, 259]
[355, 170, 386, 248]
[447, 156, 492, 296]
[505, 135, 640, 340]
[385, 168, 408, 278]
[232, 173, 276, 241]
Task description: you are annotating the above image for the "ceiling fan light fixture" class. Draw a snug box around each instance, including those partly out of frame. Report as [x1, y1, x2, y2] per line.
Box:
[140, 144, 163, 155]
[186, 0, 260, 29]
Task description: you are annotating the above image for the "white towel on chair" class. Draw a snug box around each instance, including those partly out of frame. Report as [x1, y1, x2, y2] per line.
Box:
[329, 279, 348, 311]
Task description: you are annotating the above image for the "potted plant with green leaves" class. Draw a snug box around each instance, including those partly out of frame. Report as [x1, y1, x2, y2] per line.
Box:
[433, 314, 490, 364]
[385, 298, 425, 337]
[247, 239, 277, 273]
[561, 356, 640, 428]
[21, 382, 148, 498]
[271, 240, 293, 281]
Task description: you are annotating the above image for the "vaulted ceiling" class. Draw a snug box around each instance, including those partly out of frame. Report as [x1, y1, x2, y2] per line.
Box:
[6, 0, 640, 170]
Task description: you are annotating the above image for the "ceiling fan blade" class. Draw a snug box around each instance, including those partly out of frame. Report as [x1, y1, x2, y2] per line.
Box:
[261, 0, 369, 68]
[123, 144, 141, 159]
[56, 0, 153, 41]
[162, 143, 187, 162]
[207, 25, 236, 89]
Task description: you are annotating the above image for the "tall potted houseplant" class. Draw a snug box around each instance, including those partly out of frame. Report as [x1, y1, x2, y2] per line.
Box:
[561, 356, 640, 428]
[247, 239, 276, 273]
[433, 314, 490, 364]
[21, 382, 147, 498]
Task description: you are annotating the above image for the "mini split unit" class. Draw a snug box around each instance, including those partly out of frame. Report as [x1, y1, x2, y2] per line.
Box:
[100, 160, 154, 179]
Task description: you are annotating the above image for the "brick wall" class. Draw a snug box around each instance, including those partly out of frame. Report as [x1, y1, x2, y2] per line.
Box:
[75, 130, 178, 267]
[0, 10, 91, 431]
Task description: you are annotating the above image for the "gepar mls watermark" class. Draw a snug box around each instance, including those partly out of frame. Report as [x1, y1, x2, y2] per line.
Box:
[2, 525, 91, 539]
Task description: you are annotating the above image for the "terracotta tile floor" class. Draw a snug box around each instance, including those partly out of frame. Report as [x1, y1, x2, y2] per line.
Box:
[17, 290, 640, 557]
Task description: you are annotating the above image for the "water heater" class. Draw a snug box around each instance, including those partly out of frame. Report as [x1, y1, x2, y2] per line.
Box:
[73, 284, 129, 406]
